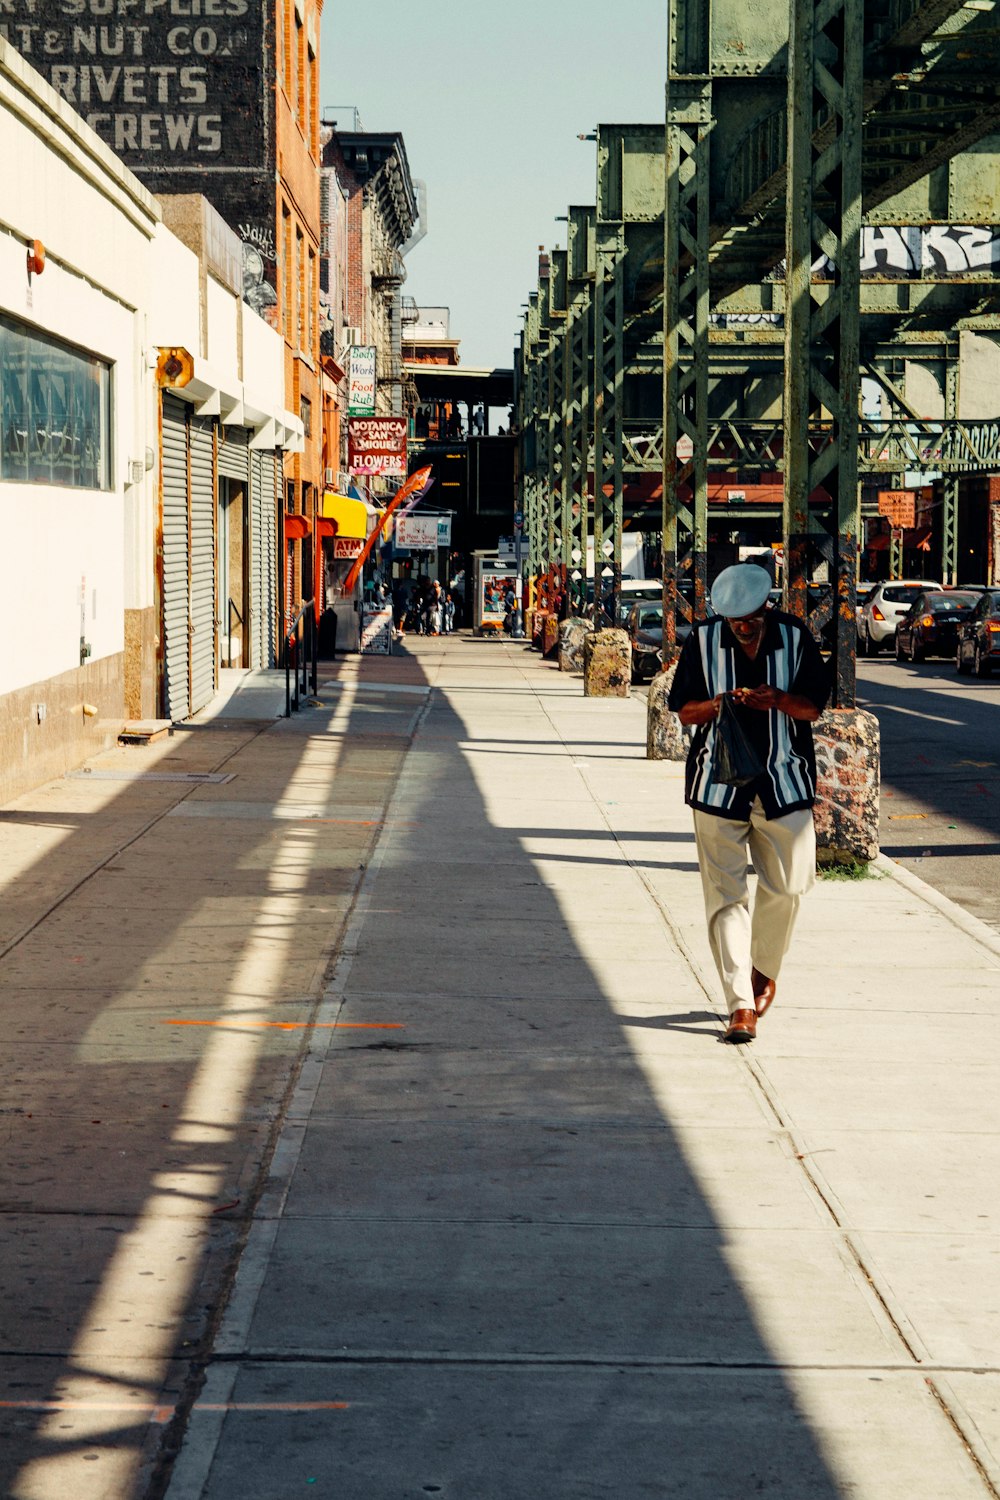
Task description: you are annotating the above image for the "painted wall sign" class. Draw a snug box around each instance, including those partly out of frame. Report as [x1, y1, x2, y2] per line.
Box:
[2, 0, 265, 171]
[347, 346, 377, 416]
[348, 416, 406, 478]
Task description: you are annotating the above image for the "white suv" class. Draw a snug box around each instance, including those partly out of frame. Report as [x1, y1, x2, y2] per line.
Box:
[858, 579, 943, 654]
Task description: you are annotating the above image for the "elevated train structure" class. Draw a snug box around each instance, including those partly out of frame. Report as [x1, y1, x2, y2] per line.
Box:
[516, 0, 1000, 708]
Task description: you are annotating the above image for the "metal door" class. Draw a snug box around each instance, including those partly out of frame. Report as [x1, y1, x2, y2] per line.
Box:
[189, 415, 216, 713]
[250, 449, 278, 668]
[161, 393, 191, 721]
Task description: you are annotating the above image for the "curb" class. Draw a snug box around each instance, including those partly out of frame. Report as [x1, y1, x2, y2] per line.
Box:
[875, 852, 1000, 964]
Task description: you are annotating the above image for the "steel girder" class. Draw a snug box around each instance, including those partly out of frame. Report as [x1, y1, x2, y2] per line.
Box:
[783, 0, 864, 707]
[705, 0, 1000, 300]
[566, 207, 595, 604]
[663, 77, 712, 656]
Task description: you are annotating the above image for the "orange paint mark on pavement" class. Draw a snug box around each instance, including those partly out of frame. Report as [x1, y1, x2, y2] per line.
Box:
[162, 1019, 404, 1031]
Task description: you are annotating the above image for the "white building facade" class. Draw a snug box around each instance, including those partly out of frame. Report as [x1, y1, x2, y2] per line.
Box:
[1, 39, 300, 802]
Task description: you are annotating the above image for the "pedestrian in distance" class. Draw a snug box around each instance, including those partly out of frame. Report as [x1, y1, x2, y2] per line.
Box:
[443, 590, 456, 634]
[667, 563, 830, 1043]
[426, 579, 443, 636]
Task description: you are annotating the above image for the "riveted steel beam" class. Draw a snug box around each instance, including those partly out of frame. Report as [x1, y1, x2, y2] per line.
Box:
[663, 78, 712, 658]
[593, 222, 626, 622]
[784, 0, 864, 708]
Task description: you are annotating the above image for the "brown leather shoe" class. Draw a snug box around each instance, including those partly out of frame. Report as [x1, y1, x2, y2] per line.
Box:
[751, 967, 776, 1018]
[724, 1008, 757, 1043]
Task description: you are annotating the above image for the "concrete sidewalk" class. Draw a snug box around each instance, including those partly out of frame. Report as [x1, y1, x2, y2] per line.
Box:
[2, 638, 1000, 1498]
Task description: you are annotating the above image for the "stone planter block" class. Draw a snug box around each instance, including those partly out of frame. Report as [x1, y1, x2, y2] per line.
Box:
[646, 664, 687, 760]
[558, 618, 593, 673]
[814, 706, 881, 864]
[583, 628, 631, 697]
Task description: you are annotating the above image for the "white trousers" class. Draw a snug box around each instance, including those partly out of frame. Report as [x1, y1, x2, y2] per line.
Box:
[692, 799, 816, 1015]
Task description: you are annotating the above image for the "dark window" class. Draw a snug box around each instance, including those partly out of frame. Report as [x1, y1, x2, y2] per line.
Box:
[881, 585, 924, 604]
[927, 593, 977, 612]
[300, 396, 312, 436]
[1, 314, 111, 489]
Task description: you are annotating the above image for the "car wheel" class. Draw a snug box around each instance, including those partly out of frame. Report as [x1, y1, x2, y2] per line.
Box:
[975, 643, 992, 678]
[956, 644, 970, 675]
[912, 638, 924, 664]
[895, 633, 905, 662]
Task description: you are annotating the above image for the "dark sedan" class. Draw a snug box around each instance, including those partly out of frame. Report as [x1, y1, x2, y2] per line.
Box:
[895, 590, 978, 662]
[956, 589, 1000, 677]
[624, 602, 692, 683]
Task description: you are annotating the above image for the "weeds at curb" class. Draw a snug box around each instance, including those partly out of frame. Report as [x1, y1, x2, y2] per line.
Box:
[817, 860, 881, 882]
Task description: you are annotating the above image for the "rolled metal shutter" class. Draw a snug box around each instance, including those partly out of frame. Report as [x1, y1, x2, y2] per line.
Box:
[250, 449, 278, 668]
[161, 394, 191, 722]
[189, 415, 216, 714]
[217, 424, 249, 482]
[249, 449, 264, 668]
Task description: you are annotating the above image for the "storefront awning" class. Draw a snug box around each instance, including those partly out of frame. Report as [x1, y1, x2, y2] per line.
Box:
[284, 514, 312, 540]
[322, 492, 368, 539]
[868, 526, 932, 552]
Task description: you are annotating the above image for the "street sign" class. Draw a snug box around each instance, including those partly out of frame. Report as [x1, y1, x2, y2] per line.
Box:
[513, 509, 524, 526]
[676, 434, 694, 461]
[879, 489, 917, 528]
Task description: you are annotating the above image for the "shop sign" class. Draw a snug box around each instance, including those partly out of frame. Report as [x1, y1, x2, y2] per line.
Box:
[436, 516, 452, 547]
[396, 514, 438, 549]
[360, 606, 393, 655]
[878, 490, 917, 528]
[348, 416, 407, 477]
[347, 347, 377, 416]
[333, 536, 364, 559]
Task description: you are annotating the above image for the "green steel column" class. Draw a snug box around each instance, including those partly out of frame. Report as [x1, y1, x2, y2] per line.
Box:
[663, 77, 712, 659]
[572, 285, 593, 608]
[783, 0, 863, 708]
[942, 351, 960, 586]
[593, 225, 625, 624]
[525, 294, 545, 582]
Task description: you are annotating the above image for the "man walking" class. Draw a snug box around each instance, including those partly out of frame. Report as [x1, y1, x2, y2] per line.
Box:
[667, 563, 830, 1043]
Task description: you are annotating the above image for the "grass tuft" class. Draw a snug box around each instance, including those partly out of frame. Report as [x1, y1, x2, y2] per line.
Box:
[817, 858, 879, 881]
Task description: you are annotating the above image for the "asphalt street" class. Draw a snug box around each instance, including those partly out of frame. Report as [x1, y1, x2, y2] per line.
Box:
[857, 656, 1000, 935]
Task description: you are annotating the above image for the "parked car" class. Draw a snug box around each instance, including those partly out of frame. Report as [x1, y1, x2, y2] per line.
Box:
[894, 590, 978, 662]
[955, 588, 1000, 676]
[624, 599, 693, 682]
[858, 579, 943, 654]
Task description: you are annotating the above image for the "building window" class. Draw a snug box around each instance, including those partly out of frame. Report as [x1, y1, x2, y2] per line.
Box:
[296, 227, 304, 349]
[300, 396, 311, 436]
[293, 13, 302, 126]
[304, 42, 314, 147]
[283, 206, 293, 340]
[307, 246, 316, 355]
[0, 314, 111, 489]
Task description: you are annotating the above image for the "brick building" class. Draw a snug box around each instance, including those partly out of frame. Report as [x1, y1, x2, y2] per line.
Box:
[2, 0, 326, 616]
[321, 130, 420, 431]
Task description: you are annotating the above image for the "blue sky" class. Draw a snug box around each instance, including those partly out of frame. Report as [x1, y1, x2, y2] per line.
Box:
[319, 1, 666, 369]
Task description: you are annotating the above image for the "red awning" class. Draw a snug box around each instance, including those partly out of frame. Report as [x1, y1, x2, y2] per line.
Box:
[868, 526, 932, 552]
[283, 515, 312, 540]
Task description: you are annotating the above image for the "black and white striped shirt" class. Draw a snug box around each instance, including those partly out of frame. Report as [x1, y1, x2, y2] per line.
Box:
[667, 611, 830, 820]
